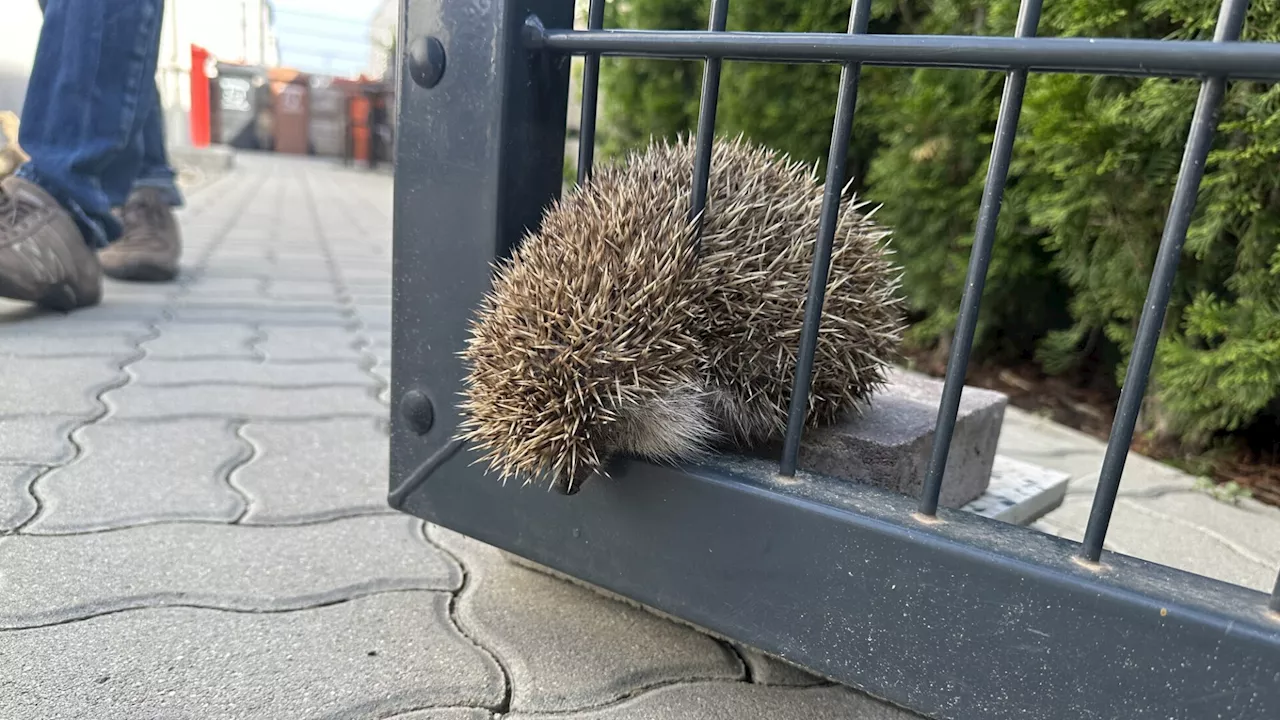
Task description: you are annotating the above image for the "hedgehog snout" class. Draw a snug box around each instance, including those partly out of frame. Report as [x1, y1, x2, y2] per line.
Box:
[550, 463, 595, 496]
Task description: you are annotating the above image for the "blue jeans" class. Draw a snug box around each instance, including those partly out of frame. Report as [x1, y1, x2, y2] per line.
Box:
[16, 0, 184, 248]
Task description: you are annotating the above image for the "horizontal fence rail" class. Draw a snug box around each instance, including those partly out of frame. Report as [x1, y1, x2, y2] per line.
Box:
[393, 0, 1280, 716]
[526, 26, 1280, 80]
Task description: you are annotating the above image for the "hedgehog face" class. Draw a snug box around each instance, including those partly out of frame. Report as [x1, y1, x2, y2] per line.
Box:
[458, 342, 717, 494]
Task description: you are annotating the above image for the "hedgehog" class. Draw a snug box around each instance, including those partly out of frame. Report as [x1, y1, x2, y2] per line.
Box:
[458, 135, 905, 494]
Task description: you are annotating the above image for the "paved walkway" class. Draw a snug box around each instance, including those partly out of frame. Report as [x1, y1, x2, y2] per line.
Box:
[1, 153, 1275, 719]
[1003, 409, 1280, 593]
[0, 154, 917, 719]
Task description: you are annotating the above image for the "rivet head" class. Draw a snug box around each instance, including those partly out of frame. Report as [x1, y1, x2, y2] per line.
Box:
[407, 36, 446, 89]
[399, 389, 434, 435]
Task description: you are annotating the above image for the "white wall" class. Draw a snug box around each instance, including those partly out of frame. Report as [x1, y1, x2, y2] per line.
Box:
[0, 1, 44, 118]
[0, 0, 279, 149]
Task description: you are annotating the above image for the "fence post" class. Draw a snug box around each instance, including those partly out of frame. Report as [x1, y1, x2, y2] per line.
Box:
[390, 0, 574, 509]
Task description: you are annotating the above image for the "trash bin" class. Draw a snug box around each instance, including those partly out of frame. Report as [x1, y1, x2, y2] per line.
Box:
[269, 68, 310, 155]
[308, 75, 347, 157]
[215, 63, 272, 151]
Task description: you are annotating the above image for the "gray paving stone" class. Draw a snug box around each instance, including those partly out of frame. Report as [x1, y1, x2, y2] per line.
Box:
[428, 526, 742, 713]
[0, 464, 40, 532]
[267, 279, 342, 301]
[179, 276, 264, 298]
[1134, 490, 1280, 569]
[353, 303, 391, 330]
[107, 384, 385, 420]
[0, 297, 166, 325]
[0, 325, 148, 358]
[0, 515, 455, 627]
[0, 357, 123, 417]
[0, 416, 80, 464]
[142, 322, 259, 359]
[260, 325, 363, 361]
[504, 682, 918, 720]
[1034, 495, 1276, 592]
[131, 359, 374, 387]
[26, 419, 246, 533]
[167, 303, 351, 327]
[237, 418, 390, 523]
[999, 406, 1280, 591]
[961, 455, 1069, 526]
[384, 710, 493, 720]
[0, 592, 505, 719]
[733, 646, 823, 687]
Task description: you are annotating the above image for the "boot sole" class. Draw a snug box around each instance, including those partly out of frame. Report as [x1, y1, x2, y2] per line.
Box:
[102, 261, 179, 283]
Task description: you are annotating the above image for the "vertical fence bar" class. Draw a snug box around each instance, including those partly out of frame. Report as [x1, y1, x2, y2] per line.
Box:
[576, 0, 607, 184]
[778, 0, 874, 477]
[1271, 569, 1280, 613]
[916, 0, 1044, 517]
[689, 0, 730, 223]
[1080, 0, 1249, 562]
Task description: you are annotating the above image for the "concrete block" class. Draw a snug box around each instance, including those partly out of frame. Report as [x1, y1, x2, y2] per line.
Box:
[796, 367, 1007, 509]
[961, 455, 1069, 526]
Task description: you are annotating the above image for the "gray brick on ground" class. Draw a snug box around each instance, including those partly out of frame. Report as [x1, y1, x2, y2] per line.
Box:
[353, 303, 391, 330]
[0, 417, 80, 465]
[178, 276, 264, 299]
[999, 407, 1280, 592]
[259, 325, 363, 361]
[106, 384, 384, 420]
[0, 464, 40, 532]
[0, 515, 455, 627]
[0, 357, 123, 416]
[141, 322, 259, 359]
[0, 324, 149, 358]
[1, 298, 165, 325]
[167, 303, 351, 327]
[267, 279, 342, 302]
[0, 592, 505, 720]
[429, 526, 743, 713]
[236, 418, 390, 523]
[504, 682, 919, 720]
[385, 710, 493, 720]
[26, 419, 246, 533]
[1033, 495, 1276, 592]
[131, 359, 375, 387]
[734, 646, 823, 687]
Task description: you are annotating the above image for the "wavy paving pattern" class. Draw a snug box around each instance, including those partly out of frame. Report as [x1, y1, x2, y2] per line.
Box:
[0, 156, 944, 719]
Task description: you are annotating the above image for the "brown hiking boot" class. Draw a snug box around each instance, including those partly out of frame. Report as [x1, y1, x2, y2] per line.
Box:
[0, 175, 102, 311]
[99, 187, 181, 282]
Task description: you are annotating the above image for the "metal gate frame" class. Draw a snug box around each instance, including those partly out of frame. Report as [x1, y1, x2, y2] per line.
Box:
[389, 0, 1280, 717]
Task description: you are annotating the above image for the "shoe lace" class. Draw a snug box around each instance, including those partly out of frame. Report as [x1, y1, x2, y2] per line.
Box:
[0, 184, 31, 230]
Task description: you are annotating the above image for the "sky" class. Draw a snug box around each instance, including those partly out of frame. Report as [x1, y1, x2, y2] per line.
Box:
[270, 0, 390, 77]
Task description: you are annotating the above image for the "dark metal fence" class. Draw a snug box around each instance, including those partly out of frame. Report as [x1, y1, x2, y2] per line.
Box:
[390, 0, 1280, 717]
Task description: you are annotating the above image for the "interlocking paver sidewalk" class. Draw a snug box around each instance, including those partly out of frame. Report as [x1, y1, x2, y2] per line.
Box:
[2, 153, 1275, 719]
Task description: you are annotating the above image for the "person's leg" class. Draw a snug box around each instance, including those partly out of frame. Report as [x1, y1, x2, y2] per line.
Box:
[0, 0, 164, 309]
[98, 78, 184, 282]
[130, 80, 184, 208]
[15, 0, 166, 248]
